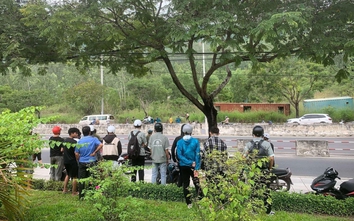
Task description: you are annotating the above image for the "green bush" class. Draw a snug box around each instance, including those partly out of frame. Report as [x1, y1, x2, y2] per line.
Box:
[272, 192, 354, 216]
[31, 178, 354, 217]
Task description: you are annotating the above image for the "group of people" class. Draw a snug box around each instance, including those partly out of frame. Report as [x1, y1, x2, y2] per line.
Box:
[46, 120, 275, 214]
[169, 124, 275, 214]
[48, 124, 122, 198]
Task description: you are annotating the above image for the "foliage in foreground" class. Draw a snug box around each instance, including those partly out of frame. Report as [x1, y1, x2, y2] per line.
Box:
[11, 190, 353, 221]
[0, 107, 52, 221]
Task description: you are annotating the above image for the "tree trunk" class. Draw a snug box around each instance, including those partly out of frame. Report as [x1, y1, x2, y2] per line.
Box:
[202, 98, 218, 131]
[295, 102, 300, 118]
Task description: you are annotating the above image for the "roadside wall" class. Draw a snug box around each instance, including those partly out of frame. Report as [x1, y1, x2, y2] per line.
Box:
[33, 123, 354, 137]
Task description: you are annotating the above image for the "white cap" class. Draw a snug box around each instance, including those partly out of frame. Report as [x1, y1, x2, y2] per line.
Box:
[89, 125, 95, 132]
[264, 133, 270, 139]
[134, 119, 142, 127]
[107, 125, 115, 133]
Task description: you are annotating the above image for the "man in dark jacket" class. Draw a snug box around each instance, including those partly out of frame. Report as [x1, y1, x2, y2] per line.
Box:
[102, 125, 122, 168]
[171, 124, 186, 187]
[49, 126, 65, 181]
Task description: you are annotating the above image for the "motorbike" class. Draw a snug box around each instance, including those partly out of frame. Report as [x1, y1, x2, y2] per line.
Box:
[310, 167, 354, 199]
[156, 162, 180, 185]
[269, 167, 293, 191]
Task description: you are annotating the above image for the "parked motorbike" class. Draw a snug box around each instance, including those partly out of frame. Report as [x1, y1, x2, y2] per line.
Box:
[156, 162, 179, 185]
[269, 167, 293, 191]
[310, 167, 354, 199]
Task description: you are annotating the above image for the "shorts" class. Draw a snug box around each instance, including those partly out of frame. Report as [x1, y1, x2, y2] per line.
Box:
[64, 162, 78, 179]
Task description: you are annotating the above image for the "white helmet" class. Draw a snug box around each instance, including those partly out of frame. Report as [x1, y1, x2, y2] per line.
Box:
[134, 119, 142, 127]
[263, 133, 270, 139]
[182, 124, 193, 134]
[107, 125, 115, 133]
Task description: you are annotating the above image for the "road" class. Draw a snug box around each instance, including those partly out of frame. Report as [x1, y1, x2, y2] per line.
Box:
[40, 134, 354, 178]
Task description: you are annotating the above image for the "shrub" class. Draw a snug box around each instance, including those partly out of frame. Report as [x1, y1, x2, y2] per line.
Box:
[0, 107, 52, 221]
[273, 192, 354, 216]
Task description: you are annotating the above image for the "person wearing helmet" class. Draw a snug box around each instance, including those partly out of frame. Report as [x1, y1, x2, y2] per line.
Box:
[102, 125, 122, 167]
[148, 123, 170, 185]
[244, 125, 275, 215]
[176, 124, 203, 208]
[49, 126, 65, 181]
[128, 119, 147, 182]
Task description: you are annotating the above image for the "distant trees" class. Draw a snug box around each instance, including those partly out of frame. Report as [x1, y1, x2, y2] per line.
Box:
[2, 0, 354, 126]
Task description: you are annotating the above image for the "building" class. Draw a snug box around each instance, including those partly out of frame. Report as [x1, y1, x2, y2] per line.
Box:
[303, 97, 354, 111]
[214, 102, 291, 116]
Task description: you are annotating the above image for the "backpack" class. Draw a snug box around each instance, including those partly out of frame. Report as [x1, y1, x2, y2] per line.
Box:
[127, 131, 141, 160]
[102, 137, 119, 156]
[248, 140, 269, 169]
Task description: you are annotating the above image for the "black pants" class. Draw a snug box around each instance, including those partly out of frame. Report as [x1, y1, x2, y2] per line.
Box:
[179, 166, 203, 205]
[131, 156, 145, 182]
[78, 162, 97, 199]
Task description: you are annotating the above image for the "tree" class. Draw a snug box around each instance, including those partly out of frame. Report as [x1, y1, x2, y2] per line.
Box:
[16, 0, 354, 128]
[126, 77, 169, 116]
[256, 58, 330, 117]
[65, 80, 105, 115]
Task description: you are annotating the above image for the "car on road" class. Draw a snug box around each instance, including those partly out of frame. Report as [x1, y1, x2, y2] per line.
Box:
[79, 114, 115, 125]
[287, 113, 332, 125]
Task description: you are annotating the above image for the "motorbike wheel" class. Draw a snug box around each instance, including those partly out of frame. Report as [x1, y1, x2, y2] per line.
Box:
[270, 178, 291, 192]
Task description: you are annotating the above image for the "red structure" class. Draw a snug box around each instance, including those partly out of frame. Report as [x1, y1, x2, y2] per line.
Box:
[214, 102, 291, 116]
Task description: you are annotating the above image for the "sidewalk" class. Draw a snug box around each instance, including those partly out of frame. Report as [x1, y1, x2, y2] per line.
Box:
[33, 167, 347, 193]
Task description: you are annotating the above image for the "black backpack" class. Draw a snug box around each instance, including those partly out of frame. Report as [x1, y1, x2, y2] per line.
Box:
[249, 140, 269, 169]
[127, 131, 141, 160]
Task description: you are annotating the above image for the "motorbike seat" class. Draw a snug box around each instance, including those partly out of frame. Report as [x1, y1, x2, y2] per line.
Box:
[340, 179, 354, 194]
[271, 168, 288, 176]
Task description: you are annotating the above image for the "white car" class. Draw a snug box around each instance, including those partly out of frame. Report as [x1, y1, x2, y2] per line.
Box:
[287, 114, 332, 125]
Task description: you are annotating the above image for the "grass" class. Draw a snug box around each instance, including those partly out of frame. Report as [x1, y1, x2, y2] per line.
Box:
[16, 190, 354, 221]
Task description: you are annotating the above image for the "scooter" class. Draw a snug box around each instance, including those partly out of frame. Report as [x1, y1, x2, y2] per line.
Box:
[269, 167, 293, 191]
[310, 167, 354, 199]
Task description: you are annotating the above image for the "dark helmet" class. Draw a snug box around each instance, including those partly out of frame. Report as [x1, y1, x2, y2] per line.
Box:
[252, 125, 264, 137]
[324, 167, 338, 178]
[154, 123, 163, 132]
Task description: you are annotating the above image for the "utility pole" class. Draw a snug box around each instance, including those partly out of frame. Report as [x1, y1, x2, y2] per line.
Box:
[100, 56, 104, 114]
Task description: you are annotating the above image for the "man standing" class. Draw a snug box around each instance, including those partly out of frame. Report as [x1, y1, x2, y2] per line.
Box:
[177, 124, 203, 208]
[102, 125, 122, 168]
[203, 126, 228, 183]
[129, 119, 147, 182]
[244, 125, 275, 215]
[149, 123, 170, 185]
[49, 126, 65, 181]
[75, 126, 103, 199]
[63, 127, 80, 195]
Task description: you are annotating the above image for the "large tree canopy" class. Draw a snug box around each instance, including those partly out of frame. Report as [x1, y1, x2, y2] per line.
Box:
[8, 0, 354, 128]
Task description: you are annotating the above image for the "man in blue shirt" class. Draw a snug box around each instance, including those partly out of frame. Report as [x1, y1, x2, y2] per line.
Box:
[75, 126, 103, 199]
[177, 124, 203, 208]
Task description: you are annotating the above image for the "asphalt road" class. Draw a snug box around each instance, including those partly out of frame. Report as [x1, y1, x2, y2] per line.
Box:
[40, 134, 354, 178]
